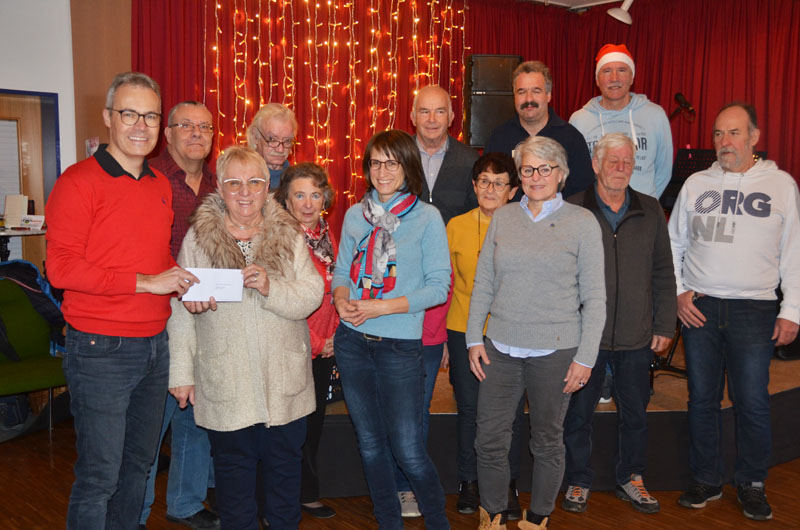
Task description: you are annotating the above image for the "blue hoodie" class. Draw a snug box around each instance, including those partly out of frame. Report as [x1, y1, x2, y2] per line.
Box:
[569, 93, 673, 198]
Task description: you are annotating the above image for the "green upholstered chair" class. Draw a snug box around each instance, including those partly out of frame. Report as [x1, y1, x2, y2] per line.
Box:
[0, 279, 65, 429]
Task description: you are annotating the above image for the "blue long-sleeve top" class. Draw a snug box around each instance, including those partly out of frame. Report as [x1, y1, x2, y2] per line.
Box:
[332, 190, 451, 339]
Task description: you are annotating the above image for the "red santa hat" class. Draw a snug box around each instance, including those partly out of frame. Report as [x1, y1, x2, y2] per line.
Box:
[595, 43, 635, 80]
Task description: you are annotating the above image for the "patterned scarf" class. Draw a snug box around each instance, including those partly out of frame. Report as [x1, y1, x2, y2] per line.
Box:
[350, 191, 418, 299]
[301, 218, 335, 281]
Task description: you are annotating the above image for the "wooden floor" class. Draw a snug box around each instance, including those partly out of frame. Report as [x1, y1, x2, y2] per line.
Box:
[0, 420, 799, 529]
[3, 343, 799, 529]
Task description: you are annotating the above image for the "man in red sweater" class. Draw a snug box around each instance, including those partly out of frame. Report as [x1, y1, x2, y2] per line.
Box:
[45, 72, 198, 530]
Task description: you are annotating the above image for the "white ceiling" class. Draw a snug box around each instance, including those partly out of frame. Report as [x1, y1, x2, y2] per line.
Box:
[519, 0, 621, 10]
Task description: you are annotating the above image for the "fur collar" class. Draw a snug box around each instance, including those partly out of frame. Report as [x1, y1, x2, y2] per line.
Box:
[190, 192, 302, 276]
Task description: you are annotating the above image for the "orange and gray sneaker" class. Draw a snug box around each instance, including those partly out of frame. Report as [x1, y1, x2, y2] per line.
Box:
[615, 474, 660, 514]
[562, 485, 589, 513]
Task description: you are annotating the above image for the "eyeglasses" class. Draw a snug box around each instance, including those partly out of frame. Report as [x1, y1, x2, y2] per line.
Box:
[107, 108, 161, 128]
[222, 178, 267, 194]
[475, 178, 510, 191]
[519, 164, 559, 178]
[256, 128, 295, 149]
[368, 159, 401, 171]
[168, 121, 214, 134]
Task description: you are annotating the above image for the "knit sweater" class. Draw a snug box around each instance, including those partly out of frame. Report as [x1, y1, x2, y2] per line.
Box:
[331, 190, 451, 339]
[465, 202, 606, 367]
[446, 207, 492, 333]
[45, 145, 176, 337]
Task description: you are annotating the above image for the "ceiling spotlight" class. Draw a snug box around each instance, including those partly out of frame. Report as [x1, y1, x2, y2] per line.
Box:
[607, 0, 634, 25]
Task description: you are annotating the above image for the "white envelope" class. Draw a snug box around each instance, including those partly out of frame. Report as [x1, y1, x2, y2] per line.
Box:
[182, 268, 243, 302]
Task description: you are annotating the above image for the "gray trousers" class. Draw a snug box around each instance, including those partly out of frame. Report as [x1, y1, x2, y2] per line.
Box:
[475, 340, 575, 516]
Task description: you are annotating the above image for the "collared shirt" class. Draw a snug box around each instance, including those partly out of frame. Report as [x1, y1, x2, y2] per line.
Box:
[417, 136, 448, 194]
[594, 182, 630, 232]
[95, 143, 157, 180]
[520, 193, 564, 222]
[149, 149, 216, 259]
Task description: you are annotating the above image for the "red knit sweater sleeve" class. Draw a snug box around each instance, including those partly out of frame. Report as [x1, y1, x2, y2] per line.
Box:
[45, 165, 138, 295]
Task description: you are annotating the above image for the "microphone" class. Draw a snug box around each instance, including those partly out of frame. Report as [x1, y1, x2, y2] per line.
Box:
[675, 92, 695, 114]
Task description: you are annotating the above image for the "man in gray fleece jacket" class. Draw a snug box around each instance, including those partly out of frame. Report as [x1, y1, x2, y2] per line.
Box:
[562, 133, 676, 516]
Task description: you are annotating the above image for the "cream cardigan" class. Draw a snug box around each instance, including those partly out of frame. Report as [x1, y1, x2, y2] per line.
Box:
[168, 194, 324, 431]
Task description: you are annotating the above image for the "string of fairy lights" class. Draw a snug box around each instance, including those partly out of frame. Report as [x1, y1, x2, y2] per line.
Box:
[204, 0, 468, 207]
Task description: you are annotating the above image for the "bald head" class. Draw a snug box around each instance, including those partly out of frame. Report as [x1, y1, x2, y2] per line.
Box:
[411, 85, 454, 151]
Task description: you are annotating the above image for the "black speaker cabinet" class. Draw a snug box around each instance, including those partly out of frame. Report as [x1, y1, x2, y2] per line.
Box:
[464, 94, 517, 149]
[466, 54, 523, 92]
[463, 54, 522, 149]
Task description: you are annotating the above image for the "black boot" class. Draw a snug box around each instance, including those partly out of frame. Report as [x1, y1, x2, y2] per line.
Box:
[506, 479, 522, 520]
[457, 480, 479, 514]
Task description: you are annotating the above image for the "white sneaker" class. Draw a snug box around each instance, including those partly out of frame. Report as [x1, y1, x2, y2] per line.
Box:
[398, 491, 421, 517]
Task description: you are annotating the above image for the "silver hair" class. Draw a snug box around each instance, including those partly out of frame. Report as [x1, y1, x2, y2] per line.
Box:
[167, 101, 209, 126]
[512, 61, 553, 94]
[246, 103, 298, 148]
[593, 133, 635, 164]
[513, 135, 569, 191]
[105, 72, 161, 109]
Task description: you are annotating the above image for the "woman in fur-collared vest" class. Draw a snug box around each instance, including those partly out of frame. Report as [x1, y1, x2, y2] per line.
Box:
[167, 146, 323, 530]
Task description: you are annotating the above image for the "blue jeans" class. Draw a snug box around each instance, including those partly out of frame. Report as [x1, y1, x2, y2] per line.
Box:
[63, 326, 169, 530]
[563, 346, 653, 488]
[394, 342, 444, 492]
[682, 296, 777, 487]
[334, 324, 449, 530]
[140, 396, 214, 523]
[208, 418, 306, 530]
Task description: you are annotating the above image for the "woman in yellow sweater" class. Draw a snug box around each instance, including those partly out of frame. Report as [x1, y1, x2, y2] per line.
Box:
[446, 152, 519, 515]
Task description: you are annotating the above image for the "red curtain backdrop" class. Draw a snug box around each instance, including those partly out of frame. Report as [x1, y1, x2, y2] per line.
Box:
[133, 0, 800, 234]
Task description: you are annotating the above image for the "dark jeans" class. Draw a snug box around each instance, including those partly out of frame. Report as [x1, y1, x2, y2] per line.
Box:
[208, 418, 306, 530]
[563, 346, 653, 488]
[448, 330, 524, 483]
[300, 354, 335, 503]
[334, 324, 449, 530]
[63, 326, 169, 530]
[395, 342, 444, 491]
[682, 296, 777, 486]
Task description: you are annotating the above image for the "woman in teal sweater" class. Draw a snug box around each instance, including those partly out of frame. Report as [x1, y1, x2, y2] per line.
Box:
[331, 130, 451, 530]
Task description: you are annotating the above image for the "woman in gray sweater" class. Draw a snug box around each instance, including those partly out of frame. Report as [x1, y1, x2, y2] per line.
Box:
[466, 136, 606, 530]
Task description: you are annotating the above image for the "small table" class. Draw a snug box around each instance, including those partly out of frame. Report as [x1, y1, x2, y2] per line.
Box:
[0, 228, 46, 262]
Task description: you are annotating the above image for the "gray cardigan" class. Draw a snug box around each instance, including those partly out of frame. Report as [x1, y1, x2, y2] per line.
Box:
[465, 202, 606, 367]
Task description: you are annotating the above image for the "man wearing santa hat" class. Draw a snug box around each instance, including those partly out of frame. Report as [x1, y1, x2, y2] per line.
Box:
[570, 44, 673, 199]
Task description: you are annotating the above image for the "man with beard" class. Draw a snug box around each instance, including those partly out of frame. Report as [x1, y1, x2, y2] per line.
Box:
[485, 60, 592, 198]
[669, 103, 800, 522]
